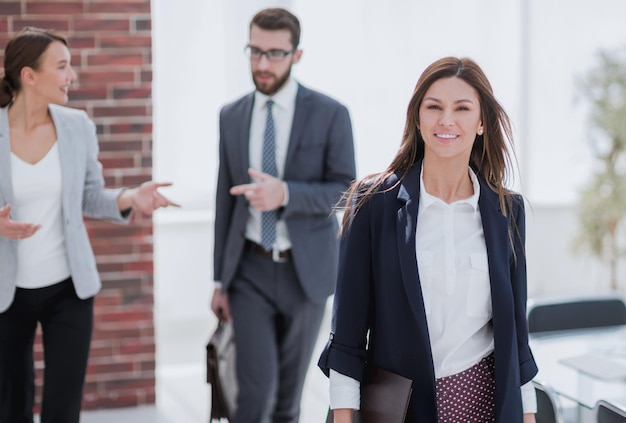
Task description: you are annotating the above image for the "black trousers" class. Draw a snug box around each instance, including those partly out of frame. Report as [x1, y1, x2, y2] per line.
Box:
[0, 277, 93, 423]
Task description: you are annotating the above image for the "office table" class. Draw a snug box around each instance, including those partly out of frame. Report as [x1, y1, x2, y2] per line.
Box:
[530, 325, 626, 421]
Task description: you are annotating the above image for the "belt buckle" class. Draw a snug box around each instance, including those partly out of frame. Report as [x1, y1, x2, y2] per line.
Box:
[272, 247, 287, 263]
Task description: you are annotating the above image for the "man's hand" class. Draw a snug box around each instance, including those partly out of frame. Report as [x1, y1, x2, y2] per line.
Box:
[211, 288, 231, 321]
[229, 168, 285, 211]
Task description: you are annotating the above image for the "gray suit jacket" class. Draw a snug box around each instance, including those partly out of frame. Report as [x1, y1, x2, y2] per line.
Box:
[0, 104, 128, 312]
[214, 83, 356, 304]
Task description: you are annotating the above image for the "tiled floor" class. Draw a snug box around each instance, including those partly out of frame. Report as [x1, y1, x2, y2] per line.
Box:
[80, 306, 332, 423]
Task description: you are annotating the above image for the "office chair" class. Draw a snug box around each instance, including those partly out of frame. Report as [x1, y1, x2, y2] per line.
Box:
[594, 399, 626, 422]
[533, 380, 566, 423]
[527, 294, 626, 334]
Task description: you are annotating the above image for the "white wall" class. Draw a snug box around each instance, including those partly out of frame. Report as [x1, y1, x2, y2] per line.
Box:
[152, 0, 626, 320]
[526, 205, 625, 297]
[291, 0, 525, 182]
[524, 0, 626, 205]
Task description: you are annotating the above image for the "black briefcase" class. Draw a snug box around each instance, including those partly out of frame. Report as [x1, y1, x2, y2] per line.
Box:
[206, 319, 237, 421]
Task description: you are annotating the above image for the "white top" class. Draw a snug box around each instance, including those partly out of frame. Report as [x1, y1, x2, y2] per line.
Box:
[11, 142, 71, 288]
[244, 77, 297, 251]
[330, 167, 536, 413]
[416, 167, 493, 377]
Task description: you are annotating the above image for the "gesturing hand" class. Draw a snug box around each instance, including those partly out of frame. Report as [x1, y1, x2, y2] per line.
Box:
[229, 169, 285, 211]
[131, 182, 180, 215]
[0, 204, 41, 240]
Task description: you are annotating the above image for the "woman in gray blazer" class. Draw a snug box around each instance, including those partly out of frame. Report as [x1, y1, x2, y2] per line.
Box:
[0, 28, 177, 423]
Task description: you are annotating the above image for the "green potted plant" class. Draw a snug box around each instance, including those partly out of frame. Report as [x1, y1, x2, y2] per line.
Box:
[574, 48, 626, 291]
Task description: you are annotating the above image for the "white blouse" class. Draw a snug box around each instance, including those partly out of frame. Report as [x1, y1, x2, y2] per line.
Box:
[416, 167, 493, 378]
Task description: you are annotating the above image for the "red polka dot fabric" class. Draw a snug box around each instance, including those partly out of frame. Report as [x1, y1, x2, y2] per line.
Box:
[435, 353, 496, 422]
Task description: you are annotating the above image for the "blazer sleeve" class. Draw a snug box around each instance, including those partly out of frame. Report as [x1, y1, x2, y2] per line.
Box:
[281, 102, 356, 218]
[80, 114, 128, 222]
[510, 195, 538, 384]
[318, 192, 372, 382]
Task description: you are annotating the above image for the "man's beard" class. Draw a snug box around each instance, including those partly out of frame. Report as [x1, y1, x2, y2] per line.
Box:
[253, 67, 291, 96]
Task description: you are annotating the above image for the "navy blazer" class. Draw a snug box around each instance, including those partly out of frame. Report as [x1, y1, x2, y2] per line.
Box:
[213, 83, 356, 304]
[319, 163, 538, 422]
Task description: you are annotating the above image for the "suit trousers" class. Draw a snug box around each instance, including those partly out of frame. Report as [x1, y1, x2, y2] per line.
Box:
[229, 249, 326, 423]
[0, 277, 93, 423]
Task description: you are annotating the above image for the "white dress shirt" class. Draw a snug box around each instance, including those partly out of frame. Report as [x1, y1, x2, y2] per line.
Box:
[330, 167, 536, 413]
[244, 77, 298, 251]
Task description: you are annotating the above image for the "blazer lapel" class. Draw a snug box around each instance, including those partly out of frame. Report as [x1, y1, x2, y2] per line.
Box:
[238, 93, 254, 178]
[284, 84, 310, 168]
[478, 183, 511, 312]
[0, 108, 13, 205]
[478, 181, 518, 404]
[48, 105, 75, 213]
[396, 164, 432, 344]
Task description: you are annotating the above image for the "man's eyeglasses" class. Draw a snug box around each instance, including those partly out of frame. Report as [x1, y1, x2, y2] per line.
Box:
[245, 46, 293, 62]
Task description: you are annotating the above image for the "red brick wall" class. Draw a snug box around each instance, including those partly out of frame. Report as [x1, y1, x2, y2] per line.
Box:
[0, 0, 155, 411]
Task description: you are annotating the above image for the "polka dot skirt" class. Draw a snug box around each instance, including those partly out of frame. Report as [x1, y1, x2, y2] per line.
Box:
[435, 353, 496, 423]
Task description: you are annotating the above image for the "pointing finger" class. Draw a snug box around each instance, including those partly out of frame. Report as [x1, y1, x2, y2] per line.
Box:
[152, 182, 174, 189]
[230, 183, 256, 195]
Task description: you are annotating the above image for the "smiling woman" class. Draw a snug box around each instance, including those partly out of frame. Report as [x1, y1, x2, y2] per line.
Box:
[26, 40, 75, 106]
[0, 27, 178, 423]
[318, 57, 538, 423]
[419, 77, 484, 201]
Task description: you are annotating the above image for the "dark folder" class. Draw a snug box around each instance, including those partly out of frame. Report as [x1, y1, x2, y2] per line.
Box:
[326, 365, 412, 423]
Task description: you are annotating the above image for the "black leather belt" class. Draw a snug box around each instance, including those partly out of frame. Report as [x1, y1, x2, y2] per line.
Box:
[245, 240, 291, 262]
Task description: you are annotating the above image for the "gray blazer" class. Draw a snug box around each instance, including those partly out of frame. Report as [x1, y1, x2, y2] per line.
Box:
[214, 83, 356, 304]
[0, 104, 128, 312]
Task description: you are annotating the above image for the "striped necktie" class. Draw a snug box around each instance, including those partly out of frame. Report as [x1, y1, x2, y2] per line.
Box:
[260, 99, 278, 251]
